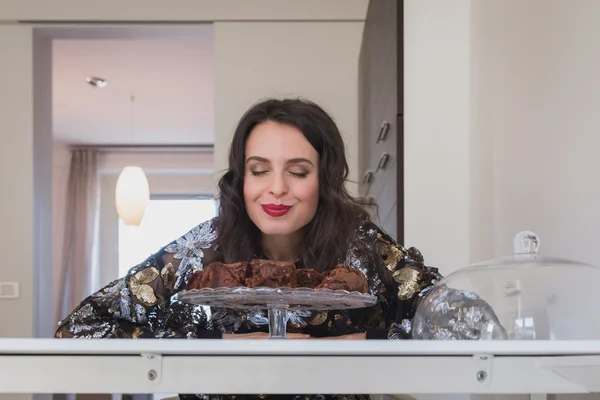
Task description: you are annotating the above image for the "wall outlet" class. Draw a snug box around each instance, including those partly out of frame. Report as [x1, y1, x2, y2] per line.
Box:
[0, 282, 20, 299]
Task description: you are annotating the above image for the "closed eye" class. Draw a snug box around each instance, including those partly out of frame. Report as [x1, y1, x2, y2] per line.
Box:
[251, 170, 268, 177]
[289, 172, 308, 179]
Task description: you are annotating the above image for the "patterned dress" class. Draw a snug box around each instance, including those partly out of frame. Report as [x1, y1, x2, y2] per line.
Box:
[55, 217, 442, 400]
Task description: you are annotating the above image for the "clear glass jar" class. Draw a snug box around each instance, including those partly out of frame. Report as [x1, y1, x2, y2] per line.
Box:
[412, 231, 600, 340]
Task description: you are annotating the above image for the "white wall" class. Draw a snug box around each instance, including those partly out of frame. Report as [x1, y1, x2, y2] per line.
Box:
[213, 21, 364, 195]
[405, 0, 600, 274]
[99, 151, 214, 177]
[404, 0, 472, 273]
[474, 0, 600, 268]
[0, 24, 35, 400]
[32, 32, 54, 342]
[0, 26, 35, 341]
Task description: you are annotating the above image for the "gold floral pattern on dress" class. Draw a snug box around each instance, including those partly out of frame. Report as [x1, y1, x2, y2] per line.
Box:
[393, 267, 421, 300]
[380, 241, 405, 272]
[309, 311, 328, 326]
[161, 262, 176, 292]
[132, 327, 143, 339]
[128, 267, 160, 306]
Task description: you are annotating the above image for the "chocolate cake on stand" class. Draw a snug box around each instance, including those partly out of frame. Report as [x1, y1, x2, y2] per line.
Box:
[178, 260, 376, 339]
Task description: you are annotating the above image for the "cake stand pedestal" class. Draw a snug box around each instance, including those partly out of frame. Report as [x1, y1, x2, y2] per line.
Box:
[177, 286, 377, 339]
[267, 305, 290, 339]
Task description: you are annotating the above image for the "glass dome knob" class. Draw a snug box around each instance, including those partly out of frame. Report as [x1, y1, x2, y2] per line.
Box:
[513, 231, 540, 256]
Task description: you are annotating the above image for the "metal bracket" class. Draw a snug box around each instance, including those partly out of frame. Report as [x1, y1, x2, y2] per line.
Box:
[473, 354, 493, 387]
[141, 353, 163, 385]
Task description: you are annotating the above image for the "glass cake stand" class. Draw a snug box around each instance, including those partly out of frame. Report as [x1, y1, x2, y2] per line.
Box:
[177, 287, 377, 339]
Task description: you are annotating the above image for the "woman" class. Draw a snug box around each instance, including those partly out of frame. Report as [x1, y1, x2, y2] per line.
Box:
[55, 98, 441, 397]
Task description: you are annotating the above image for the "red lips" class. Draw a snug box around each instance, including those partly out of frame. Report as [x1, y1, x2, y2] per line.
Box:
[261, 204, 293, 217]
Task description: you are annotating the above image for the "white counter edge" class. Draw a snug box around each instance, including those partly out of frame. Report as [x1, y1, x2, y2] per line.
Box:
[1, 339, 600, 356]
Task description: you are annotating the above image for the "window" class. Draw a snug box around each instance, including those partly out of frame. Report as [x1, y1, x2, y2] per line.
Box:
[118, 198, 217, 277]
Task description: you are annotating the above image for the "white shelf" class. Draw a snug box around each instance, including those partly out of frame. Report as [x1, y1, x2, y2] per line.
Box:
[1, 339, 599, 395]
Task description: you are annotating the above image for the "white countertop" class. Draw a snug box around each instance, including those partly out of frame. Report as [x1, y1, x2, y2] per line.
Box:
[1, 339, 599, 395]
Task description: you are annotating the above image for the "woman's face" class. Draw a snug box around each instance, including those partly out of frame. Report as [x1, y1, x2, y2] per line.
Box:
[243, 121, 320, 237]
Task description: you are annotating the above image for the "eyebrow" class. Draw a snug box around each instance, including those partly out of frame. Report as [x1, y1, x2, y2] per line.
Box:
[245, 156, 314, 167]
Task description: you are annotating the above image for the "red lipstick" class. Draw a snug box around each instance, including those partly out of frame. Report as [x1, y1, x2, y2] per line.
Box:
[262, 204, 293, 217]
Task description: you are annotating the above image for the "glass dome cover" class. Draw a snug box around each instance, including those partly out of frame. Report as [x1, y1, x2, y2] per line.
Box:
[412, 231, 600, 340]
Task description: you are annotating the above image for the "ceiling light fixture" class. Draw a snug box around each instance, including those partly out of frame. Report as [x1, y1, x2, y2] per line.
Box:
[86, 76, 108, 88]
[115, 93, 150, 227]
[115, 166, 150, 226]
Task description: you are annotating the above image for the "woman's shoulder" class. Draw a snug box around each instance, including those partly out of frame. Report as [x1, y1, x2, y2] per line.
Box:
[159, 216, 222, 262]
[350, 217, 399, 250]
[349, 218, 407, 267]
[346, 218, 441, 298]
[347, 218, 433, 276]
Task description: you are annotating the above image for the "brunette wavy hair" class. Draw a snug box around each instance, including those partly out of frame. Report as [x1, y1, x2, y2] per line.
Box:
[216, 98, 369, 271]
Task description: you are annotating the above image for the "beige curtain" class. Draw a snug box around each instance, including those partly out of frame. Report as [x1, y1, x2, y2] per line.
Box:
[57, 149, 100, 322]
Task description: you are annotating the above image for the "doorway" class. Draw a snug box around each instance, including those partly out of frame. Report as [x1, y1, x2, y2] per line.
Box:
[34, 24, 215, 340]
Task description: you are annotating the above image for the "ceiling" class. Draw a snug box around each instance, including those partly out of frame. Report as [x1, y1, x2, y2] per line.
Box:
[52, 26, 214, 145]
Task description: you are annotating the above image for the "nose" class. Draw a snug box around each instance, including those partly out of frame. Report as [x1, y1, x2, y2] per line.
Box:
[269, 172, 288, 197]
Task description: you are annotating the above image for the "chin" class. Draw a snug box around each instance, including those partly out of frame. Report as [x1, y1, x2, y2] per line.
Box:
[255, 220, 297, 236]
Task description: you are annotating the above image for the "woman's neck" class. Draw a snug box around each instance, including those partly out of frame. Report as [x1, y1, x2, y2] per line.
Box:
[261, 233, 301, 262]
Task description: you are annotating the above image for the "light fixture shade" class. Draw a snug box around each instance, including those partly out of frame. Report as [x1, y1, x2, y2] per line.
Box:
[115, 166, 150, 226]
